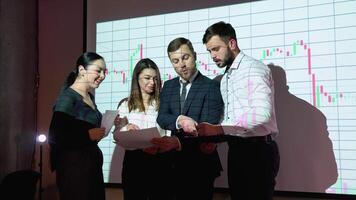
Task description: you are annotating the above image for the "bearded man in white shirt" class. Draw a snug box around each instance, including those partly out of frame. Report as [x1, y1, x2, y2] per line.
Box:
[202, 21, 280, 200]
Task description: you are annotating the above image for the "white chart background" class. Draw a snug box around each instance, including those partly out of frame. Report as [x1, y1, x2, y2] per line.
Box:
[95, 0, 356, 195]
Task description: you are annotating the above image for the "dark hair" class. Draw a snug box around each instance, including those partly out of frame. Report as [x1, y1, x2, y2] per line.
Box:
[202, 21, 237, 44]
[65, 52, 104, 87]
[167, 37, 195, 57]
[127, 58, 162, 112]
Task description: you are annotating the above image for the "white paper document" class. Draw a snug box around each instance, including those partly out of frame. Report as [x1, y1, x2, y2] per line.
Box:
[101, 110, 119, 137]
[114, 127, 161, 150]
[222, 125, 250, 135]
[197, 122, 250, 136]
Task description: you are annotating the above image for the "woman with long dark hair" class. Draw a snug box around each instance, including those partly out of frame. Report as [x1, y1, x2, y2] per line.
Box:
[49, 52, 107, 200]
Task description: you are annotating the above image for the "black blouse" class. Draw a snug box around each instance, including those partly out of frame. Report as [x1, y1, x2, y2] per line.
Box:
[48, 87, 102, 170]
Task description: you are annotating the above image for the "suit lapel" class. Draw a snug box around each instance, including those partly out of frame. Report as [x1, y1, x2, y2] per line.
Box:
[171, 78, 181, 115]
[181, 72, 202, 114]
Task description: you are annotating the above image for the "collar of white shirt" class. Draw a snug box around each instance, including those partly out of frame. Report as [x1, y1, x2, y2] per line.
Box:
[227, 51, 246, 74]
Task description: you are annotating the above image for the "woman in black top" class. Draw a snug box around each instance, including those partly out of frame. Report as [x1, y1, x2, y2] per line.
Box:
[49, 52, 107, 200]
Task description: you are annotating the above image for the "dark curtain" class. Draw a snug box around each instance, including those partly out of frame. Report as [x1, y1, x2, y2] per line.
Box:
[0, 0, 38, 181]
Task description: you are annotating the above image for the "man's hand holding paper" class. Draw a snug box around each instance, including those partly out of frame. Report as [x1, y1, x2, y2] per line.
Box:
[194, 122, 252, 143]
[178, 115, 198, 136]
[197, 122, 250, 136]
[197, 122, 225, 136]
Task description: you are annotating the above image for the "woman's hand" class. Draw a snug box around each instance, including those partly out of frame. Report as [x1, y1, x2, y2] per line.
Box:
[126, 123, 140, 131]
[89, 127, 106, 141]
[143, 146, 159, 155]
[114, 115, 128, 129]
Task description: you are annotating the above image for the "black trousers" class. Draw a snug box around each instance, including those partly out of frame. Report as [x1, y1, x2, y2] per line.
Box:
[227, 137, 280, 200]
[173, 166, 216, 200]
[173, 147, 221, 200]
[122, 150, 173, 200]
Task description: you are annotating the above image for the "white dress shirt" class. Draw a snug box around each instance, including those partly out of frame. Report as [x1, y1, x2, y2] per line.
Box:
[117, 100, 169, 137]
[220, 51, 278, 137]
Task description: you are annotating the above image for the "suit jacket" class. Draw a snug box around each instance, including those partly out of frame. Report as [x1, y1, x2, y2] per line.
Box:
[157, 71, 224, 177]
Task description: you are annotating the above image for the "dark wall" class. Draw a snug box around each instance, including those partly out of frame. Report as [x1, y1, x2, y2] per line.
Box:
[0, 0, 83, 199]
[37, 0, 84, 198]
[0, 0, 38, 180]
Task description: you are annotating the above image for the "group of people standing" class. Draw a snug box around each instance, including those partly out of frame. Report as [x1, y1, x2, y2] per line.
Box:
[49, 21, 280, 200]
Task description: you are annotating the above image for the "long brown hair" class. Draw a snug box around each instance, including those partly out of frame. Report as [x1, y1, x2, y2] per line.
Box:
[127, 58, 162, 112]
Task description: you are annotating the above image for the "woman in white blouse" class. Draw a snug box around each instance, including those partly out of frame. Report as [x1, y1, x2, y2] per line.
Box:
[113, 58, 173, 200]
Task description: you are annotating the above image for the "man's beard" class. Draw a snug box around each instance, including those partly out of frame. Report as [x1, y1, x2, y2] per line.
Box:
[222, 48, 235, 68]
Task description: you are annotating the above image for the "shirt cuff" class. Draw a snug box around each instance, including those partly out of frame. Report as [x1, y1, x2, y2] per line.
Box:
[176, 115, 183, 129]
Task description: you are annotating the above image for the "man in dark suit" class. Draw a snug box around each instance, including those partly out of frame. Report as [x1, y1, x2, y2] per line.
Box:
[151, 37, 224, 200]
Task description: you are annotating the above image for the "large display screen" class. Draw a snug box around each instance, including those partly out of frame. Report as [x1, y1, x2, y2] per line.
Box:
[90, 0, 356, 195]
